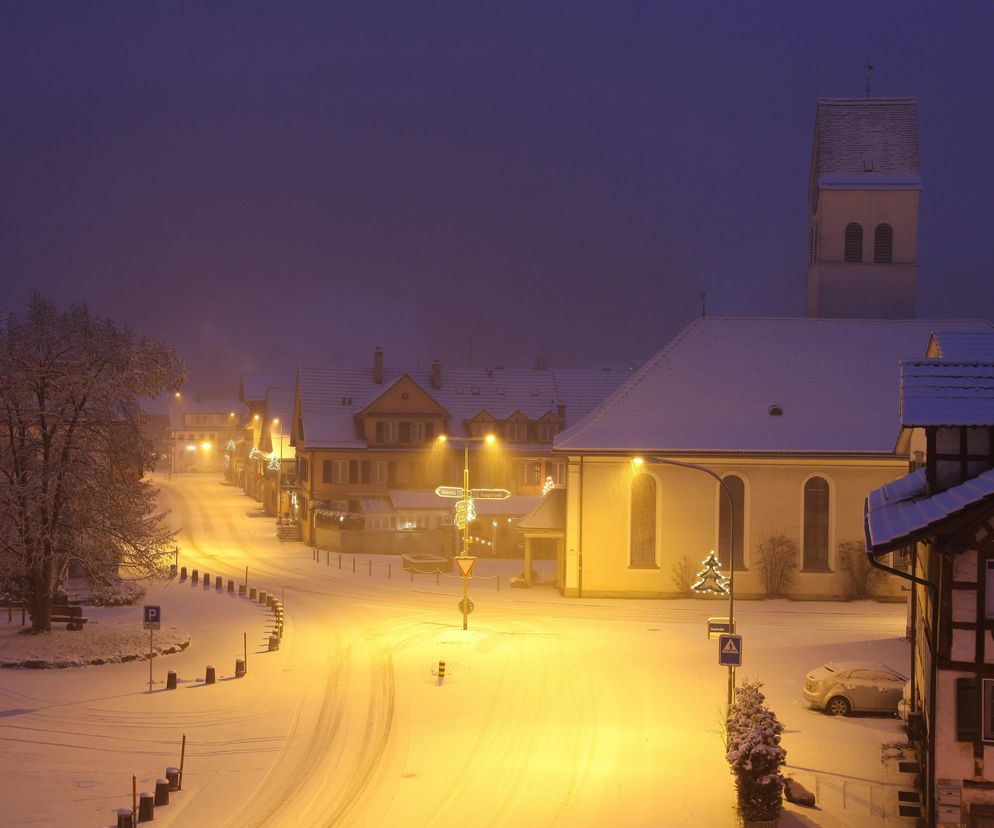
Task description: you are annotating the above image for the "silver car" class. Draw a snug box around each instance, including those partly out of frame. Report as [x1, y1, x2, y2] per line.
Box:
[803, 661, 908, 716]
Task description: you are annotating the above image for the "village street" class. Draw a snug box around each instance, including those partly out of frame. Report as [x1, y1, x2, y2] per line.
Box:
[2, 473, 914, 827]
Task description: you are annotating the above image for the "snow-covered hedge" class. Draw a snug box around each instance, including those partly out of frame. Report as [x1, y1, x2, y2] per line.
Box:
[88, 580, 146, 607]
[726, 680, 786, 823]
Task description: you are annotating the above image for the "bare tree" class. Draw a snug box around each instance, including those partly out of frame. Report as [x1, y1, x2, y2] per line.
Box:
[0, 295, 184, 631]
[756, 534, 798, 598]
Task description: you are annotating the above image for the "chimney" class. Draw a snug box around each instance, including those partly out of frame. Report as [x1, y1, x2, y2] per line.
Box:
[431, 358, 442, 390]
[556, 403, 566, 421]
[373, 347, 383, 384]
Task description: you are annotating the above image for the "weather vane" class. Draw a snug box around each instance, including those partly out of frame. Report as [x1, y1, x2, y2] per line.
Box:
[865, 62, 873, 98]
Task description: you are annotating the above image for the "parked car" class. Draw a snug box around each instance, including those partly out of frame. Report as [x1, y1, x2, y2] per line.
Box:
[803, 661, 908, 716]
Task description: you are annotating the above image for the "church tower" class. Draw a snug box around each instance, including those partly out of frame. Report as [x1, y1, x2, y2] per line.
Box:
[806, 98, 920, 318]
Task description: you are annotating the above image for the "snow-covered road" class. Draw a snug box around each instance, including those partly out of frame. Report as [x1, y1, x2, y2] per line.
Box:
[1, 473, 915, 827]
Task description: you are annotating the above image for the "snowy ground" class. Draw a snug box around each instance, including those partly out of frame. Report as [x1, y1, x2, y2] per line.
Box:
[0, 473, 917, 827]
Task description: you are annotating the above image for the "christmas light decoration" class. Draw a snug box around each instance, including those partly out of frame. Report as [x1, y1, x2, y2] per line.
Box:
[267, 453, 281, 471]
[692, 550, 729, 596]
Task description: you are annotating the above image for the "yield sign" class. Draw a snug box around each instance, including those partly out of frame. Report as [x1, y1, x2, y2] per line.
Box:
[454, 555, 477, 577]
[718, 634, 743, 667]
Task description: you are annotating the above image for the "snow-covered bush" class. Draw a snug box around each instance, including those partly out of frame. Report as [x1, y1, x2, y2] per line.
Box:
[726, 680, 787, 823]
[837, 540, 883, 600]
[670, 555, 696, 595]
[756, 534, 797, 597]
[88, 580, 146, 607]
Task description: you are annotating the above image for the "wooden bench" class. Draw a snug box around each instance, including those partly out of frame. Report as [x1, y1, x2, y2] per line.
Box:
[29, 604, 88, 631]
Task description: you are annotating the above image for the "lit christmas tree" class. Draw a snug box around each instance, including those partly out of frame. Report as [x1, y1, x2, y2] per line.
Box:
[692, 550, 729, 596]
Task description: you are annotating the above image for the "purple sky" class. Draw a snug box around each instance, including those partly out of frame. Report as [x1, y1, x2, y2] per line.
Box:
[3, 3, 993, 394]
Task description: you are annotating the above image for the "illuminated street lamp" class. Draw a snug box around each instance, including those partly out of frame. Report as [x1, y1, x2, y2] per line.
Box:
[437, 432, 497, 629]
[634, 455, 737, 713]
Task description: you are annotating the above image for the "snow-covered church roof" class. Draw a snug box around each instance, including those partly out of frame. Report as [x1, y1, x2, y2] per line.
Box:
[811, 98, 920, 191]
[555, 317, 994, 456]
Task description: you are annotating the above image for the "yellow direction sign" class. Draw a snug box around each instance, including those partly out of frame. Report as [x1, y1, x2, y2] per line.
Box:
[454, 498, 476, 529]
[454, 555, 477, 577]
[470, 488, 511, 500]
[435, 486, 465, 498]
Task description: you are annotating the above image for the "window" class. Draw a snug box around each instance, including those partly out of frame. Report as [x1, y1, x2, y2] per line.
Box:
[630, 473, 657, 568]
[803, 476, 830, 571]
[507, 422, 528, 442]
[371, 461, 388, 484]
[874, 223, 893, 263]
[376, 420, 399, 443]
[538, 423, 557, 442]
[518, 460, 542, 486]
[322, 460, 332, 483]
[718, 475, 745, 570]
[410, 421, 426, 443]
[545, 460, 565, 486]
[331, 460, 350, 484]
[844, 223, 863, 262]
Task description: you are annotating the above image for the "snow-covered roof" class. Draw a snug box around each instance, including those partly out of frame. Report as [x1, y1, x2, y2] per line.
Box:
[518, 489, 566, 532]
[900, 360, 994, 426]
[168, 398, 243, 429]
[927, 331, 994, 362]
[296, 362, 625, 449]
[864, 467, 994, 554]
[555, 317, 994, 455]
[811, 98, 920, 192]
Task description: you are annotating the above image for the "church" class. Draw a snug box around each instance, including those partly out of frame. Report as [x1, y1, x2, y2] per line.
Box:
[533, 97, 994, 600]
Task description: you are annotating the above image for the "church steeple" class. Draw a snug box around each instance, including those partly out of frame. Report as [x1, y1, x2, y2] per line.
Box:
[805, 97, 920, 319]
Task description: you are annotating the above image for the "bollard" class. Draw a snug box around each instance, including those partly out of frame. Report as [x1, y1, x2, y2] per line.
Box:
[116, 807, 135, 828]
[166, 767, 180, 791]
[238, 583, 246, 596]
[326, 549, 329, 566]
[249, 587, 257, 600]
[368, 559, 372, 576]
[180, 566, 187, 580]
[235, 658, 246, 678]
[191, 569, 199, 585]
[215, 575, 222, 590]
[268, 634, 279, 651]
[205, 665, 216, 685]
[411, 571, 414, 584]
[259, 590, 267, 605]
[267, 595, 275, 609]
[138, 792, 154, 822]
[352, 557, 356, 573]
[154, 778, 170, 806]
[227, 579, 234, 593]
[338, 552, 342, 569]
[203, 573, 210, 589]
[166, 670, 177, 690]
[438, 661, 446, 682]
[169, 564, 177, 577]
[388, 563, 392, 579]
[497, 573, 501, 593]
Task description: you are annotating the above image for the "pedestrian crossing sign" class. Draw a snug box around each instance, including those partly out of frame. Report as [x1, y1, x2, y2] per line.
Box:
[718, 633, 742, 667]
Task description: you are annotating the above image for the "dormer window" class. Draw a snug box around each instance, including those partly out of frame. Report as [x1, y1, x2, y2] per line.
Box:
[376, 420, 399, 443]
[507, 422, 528, 442]
[844, 223, 863, 262]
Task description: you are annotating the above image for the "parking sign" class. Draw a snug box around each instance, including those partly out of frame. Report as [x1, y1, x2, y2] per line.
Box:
[143, 605, 161, 630]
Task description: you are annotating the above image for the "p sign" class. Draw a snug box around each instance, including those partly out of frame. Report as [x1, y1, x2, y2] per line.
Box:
[143, 605, 162, 630]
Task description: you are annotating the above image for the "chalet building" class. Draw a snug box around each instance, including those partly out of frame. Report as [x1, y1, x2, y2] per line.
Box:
[288, 348, 625, 557]
[166, 396, 243, 473]
[865, 332, 994, 827]
[237, 374, 295, 510]
[806, 97, 920, 319]
[552, 317, 993, 599]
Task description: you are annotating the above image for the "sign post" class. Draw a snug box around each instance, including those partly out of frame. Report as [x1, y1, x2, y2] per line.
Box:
[144, 605, 161, 693]
[454, 555, 477, 630]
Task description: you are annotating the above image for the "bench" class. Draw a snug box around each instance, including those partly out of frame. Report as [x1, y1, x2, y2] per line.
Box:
[29, 604, 88, 631]
[401, 553, 452, 574]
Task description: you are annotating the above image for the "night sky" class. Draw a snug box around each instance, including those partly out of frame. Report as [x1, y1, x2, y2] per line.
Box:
[3, 3, 993, 395]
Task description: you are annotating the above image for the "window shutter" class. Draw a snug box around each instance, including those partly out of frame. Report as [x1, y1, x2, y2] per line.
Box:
[388, 461, 397, 485]
[361, 461, 370, 483]
[349, 460, 358, 484]
[844, 223, 863, 263]
[322, 460, 331, 483]
[874, 223, 893, 263]
[375, 421, 384, 443]
[957, 677, 980, 742]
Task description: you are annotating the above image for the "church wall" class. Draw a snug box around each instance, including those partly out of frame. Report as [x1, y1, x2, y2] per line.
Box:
[567, 454, 908, 600]
[816, 189, 919, 264]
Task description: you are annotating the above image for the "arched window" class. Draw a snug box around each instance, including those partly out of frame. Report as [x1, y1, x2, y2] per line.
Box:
[803, 477, 830, 571]
[844, 223, 863, 262]
[874, 223, 893, 263]
[718, 475, 745, 571]
[630, 474, 657, 568]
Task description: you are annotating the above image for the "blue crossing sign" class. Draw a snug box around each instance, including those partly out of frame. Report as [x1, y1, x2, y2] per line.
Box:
[143, 605, 161, 630]
[718, 633, 742, 667]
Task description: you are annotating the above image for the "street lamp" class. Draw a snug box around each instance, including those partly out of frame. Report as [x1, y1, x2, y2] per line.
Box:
[635, 455, 737, 713]
[437, 432, 497, 629]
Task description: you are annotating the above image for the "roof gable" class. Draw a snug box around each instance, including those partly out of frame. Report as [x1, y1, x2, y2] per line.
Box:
[354, 375, 450, 418]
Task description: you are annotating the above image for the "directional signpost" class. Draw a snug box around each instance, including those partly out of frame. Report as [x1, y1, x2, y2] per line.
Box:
[144, 605, 161, 692]
[718, 633, 743, 668]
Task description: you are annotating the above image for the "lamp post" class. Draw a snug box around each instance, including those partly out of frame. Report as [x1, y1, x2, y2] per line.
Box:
[638, 455, 737, 713]
[438, 433, 496, 629]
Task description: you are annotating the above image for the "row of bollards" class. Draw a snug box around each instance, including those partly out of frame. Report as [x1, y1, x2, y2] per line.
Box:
[116, 763, 183, 825]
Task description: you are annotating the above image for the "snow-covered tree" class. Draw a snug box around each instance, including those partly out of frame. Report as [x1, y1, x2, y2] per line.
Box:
[726, 680, 787, 823]
[0, 295, 184, 631]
